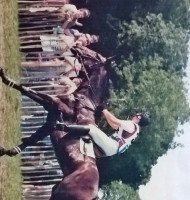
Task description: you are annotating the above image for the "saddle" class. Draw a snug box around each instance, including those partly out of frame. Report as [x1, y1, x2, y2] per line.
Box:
[80, 136, 106, 158]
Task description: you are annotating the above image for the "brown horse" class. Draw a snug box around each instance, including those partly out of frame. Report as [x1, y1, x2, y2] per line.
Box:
[0, 47, 110, 200]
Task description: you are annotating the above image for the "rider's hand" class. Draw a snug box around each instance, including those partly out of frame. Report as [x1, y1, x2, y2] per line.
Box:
[95, 104, 106, 113]
[94, 104, 107, 118]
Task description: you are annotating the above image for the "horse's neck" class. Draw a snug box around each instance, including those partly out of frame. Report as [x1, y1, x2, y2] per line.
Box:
[73, 92, 96, 124]
[90, 67, 108, 103]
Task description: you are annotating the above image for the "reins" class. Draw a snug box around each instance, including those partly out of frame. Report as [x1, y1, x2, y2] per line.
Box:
[72, 48, 103, 109]
[58, 47, 110, 114]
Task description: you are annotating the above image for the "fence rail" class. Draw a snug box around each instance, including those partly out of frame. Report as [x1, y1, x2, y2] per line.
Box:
[17, 0, 99, 198]
[19, 0, 72, 199]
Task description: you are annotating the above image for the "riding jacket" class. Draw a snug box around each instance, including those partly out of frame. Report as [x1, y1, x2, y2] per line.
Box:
[111, 120, 139, 154]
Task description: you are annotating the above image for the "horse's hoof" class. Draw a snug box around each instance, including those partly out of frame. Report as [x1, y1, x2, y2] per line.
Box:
[0, 67, 5, 78]
[0, 66, 3, 72]
[0, 146, 6, 157]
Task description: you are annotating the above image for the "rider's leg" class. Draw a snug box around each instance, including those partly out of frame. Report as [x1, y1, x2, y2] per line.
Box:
[88, 124, 119, 156]
[58, 123, 119, 156]
[57, 123, 90, 135]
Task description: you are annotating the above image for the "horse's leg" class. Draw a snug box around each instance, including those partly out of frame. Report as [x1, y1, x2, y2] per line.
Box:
[0, 67, 58, 109]
[1, 115, 56, 157]
[0, 67, 75, 117]
[0, 146, 6, 157]
[18, 118, 55, 149]
[49, 182, 61, 200]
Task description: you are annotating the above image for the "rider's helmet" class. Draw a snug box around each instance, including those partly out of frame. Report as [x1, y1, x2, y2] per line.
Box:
[135, 111, 151, 127]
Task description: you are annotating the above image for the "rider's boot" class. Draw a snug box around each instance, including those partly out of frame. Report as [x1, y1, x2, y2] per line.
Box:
[57, 122, 90, 135]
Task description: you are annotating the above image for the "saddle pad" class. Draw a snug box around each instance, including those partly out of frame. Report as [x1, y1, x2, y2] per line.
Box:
[80, 137, 95, 159]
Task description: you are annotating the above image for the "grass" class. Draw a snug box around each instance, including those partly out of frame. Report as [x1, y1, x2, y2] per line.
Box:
[0, 0, 22, 199]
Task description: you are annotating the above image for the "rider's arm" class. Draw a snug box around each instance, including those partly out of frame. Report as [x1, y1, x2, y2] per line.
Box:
[102, 109, 122, 130]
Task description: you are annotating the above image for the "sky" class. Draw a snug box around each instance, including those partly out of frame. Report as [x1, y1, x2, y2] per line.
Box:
[139, 44, 190, 200]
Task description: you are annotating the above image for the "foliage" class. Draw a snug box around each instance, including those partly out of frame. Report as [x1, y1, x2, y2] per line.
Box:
[79, 0, 190, 194]
[117, 14, 188, 75]
[101, 181, 141, 200]
[154, 0, 190, 29]
[83, 0, 190, 54]
[82, 0, 190, 191]
[98, 68, 190, 188]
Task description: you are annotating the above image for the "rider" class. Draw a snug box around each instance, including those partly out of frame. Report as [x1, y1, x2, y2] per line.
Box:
[60, 107, 151, 156]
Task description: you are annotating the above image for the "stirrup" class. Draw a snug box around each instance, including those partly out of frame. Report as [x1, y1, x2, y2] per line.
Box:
[82, 135, 91, 143]
[56, 121, 67, 131]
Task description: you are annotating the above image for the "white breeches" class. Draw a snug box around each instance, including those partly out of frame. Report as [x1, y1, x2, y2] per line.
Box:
[87, 124, 119, 156]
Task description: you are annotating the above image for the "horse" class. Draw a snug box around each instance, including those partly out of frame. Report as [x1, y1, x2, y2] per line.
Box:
[0, 46, 110, 200]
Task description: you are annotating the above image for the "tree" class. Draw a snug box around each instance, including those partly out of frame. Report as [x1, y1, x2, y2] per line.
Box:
[78, 0, 190, 192]
[155, 0, 190, 29]
[101, 181, 141, 200]
[117, 14, 188, 75]
[98, 68, 190, 188]
[82, 0, 190, 56]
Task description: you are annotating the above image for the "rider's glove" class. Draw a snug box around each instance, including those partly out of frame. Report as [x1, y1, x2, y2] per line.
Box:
[95, 104, 106, 113]
[94, 104, 106, 118]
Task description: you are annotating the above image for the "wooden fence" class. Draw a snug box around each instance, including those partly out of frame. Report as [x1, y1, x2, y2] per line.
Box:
[21, 67, 65, 199]
[18, 0, 80, 199]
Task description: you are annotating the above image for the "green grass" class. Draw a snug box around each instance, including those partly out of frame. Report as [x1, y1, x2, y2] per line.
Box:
[0, 0, 22, 199]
